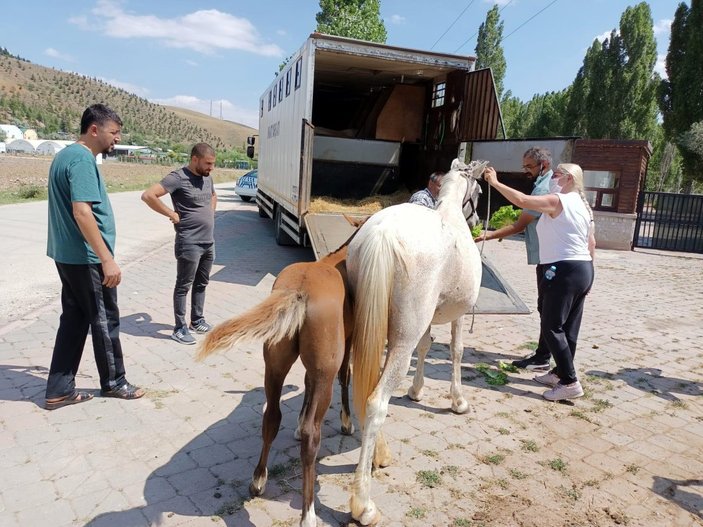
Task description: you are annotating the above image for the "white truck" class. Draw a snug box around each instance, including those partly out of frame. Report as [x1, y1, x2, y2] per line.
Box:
[252, 33, 505, 258]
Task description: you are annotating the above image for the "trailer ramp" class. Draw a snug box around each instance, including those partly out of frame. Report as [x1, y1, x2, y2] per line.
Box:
[304, 213, 529, 315]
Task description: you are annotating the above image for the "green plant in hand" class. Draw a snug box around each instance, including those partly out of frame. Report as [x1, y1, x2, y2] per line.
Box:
[489, 205, 520, 229]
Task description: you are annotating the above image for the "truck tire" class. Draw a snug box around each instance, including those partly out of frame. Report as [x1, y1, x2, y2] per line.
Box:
[240, 196, 252, 202]
[274, 206, 296, 246]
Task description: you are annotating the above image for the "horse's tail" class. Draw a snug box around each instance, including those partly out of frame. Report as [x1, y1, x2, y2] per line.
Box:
[195, 289, 307, 362]
[351, 227, 403, 424]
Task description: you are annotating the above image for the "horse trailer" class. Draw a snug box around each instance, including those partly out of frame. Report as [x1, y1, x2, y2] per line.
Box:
[250, 32, 504, 258]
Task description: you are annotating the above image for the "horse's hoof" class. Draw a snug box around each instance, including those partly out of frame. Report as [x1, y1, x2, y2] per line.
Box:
[249, 480, 265, 497]
[451, 398, 470, 414]
[294, 427, 302, 441]
[407, 385, 423, 401]
[350, 496, 381, 526]
[341, 422, 355, 435]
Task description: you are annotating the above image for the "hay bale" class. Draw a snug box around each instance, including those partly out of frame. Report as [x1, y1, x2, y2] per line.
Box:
[308, 190, 412, 214]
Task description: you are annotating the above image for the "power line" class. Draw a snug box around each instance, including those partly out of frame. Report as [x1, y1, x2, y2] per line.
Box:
[502, 0, 560, 41]
[453, 0, 514, 53]
[431, 0, 477, 50]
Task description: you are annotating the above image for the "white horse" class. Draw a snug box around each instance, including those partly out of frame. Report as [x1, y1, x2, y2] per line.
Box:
[347, 158, 486, 525]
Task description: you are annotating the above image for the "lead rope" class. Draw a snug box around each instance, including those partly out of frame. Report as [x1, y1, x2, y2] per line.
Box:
[469, 181, 491, 334]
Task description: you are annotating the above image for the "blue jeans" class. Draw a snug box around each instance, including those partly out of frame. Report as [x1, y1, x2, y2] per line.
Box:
[173, 243, 214, 330]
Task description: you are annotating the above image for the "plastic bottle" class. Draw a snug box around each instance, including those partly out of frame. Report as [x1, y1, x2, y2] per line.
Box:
[544, 265, 557, 280]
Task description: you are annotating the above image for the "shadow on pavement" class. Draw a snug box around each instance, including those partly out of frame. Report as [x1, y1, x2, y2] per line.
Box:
[210, 208, 314, 288]
[652, 476, 703, 519]
[0, 364, 51, 407]
[120, 312, 173, 340]
[586, 367, 702, 401]
[85, 384, 358, 526]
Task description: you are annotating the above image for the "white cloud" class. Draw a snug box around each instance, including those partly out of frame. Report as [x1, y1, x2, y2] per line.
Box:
[389, 14, 406, 25]
[101, 78, 150, 97]
[654, 18, 672, 36]
[655, 53, 667, 79]
[595, 30, 617, 44]
[44, 48, 75, 62]
[152, 95, 259, 128]
[276, 29, 287, 36]
[72, 0, 283, 57]
[185, 60, 198, 67]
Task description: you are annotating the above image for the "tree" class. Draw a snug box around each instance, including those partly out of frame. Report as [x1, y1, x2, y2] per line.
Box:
[475, 5, 506, 99]
[660, 0, 703, 191]
[316, 0, 387, 43]
[563, 3, 658, 141]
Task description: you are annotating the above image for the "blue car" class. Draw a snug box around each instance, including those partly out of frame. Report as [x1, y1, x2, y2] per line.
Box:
[234, 169, 257, 202]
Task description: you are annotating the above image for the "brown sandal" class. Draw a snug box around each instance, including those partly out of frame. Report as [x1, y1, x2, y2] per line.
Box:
[45, 391, 94, 410]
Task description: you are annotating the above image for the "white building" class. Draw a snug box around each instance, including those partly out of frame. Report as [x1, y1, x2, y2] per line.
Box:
[0, 124, 23, 141]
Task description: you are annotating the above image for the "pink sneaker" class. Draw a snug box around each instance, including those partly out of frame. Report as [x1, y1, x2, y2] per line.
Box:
[543, 381, 584, 401]
[534, 371, 560, 387]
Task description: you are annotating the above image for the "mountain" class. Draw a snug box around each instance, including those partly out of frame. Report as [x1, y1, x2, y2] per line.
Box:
[0, 50, 256, 150]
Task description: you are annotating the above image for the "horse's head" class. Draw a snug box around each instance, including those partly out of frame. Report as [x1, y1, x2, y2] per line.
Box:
[449, 158, 488, 228]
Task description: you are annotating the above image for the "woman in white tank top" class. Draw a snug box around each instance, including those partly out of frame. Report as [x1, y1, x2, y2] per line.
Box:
[484, 163, 595, 401]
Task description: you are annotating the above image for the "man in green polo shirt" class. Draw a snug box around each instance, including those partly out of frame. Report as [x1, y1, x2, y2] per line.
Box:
[45, 104, 145, 410]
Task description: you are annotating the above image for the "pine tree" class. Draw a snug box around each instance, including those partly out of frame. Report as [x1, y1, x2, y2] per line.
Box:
[475, 5, 506, 99]
[316, 0, 387, 43]
[660, 0, 703, 190]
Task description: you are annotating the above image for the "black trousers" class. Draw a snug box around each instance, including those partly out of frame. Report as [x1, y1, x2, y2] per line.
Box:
[46, 262, 126, 399]
[534, 265, 549, 361]
[537, 260, 594, 385]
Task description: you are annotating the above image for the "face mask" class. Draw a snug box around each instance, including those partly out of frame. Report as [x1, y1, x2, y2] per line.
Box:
[549, 179, 563, 194]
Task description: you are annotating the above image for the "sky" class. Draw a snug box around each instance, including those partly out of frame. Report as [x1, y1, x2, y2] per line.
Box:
[1, 0, 681, 129]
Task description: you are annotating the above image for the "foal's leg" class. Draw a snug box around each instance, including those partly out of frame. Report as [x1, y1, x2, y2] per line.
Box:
[407, 325, 432, 402]
[295, 372, 312, 440]
[298, 371, 336, 527]
[351, 345, 415, 526]
[449, 317, 469, 414]
[338, 338, 354, 435]
[250, 340, 298, 496]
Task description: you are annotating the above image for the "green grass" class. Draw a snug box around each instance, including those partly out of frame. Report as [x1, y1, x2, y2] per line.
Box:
[547, 458, 567, 472]
[416, 470, 442, 488]
[520, 439, 539, 453]
[407, 506, 428, 519]
[483, 453, 505, 465]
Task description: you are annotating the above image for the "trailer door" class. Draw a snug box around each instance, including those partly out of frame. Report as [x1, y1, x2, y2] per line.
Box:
[448, 67, 505, 141]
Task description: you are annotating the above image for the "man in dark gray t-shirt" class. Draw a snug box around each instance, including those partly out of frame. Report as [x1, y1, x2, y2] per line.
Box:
[141, 143, 218, 345]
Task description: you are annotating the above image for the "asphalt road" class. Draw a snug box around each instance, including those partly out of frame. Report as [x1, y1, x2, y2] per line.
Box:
[0, 184, 236, 330]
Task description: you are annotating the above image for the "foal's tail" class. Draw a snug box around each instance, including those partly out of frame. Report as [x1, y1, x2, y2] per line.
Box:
[195, 289, 307, 362]
[351, 227, 404, 424]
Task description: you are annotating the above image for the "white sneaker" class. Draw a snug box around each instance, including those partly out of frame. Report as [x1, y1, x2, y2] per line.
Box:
[534, 371, 560, 388]
[543, 381, 584, 401]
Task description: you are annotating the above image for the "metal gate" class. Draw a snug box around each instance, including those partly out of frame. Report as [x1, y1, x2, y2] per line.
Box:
[634, 191, 703, 254]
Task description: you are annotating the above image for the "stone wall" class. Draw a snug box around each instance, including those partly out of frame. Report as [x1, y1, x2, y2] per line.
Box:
[594, 210, 636, 250]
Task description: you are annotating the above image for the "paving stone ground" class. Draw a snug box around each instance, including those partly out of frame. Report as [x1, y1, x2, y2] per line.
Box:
[0, 186, 701, 527]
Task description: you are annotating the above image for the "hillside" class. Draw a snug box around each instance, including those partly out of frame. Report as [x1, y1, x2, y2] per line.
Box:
[0, 51, 256, 150]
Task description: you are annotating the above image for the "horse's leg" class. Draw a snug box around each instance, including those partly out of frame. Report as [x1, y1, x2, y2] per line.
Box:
[295, 372, 312, 440]
[449, 316, 470, 414]
[298, 371, 335, 527]
[338, 337, 354, 435]
[351, 346, 415, 525]
[250, 340, 298, 496]
[407, 325, 432, 402]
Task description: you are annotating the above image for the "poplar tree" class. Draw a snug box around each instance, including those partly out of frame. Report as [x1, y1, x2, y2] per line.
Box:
[660, 0, 703, 190]
[475, 5, 506, 99]
[316, 0, 387, 43]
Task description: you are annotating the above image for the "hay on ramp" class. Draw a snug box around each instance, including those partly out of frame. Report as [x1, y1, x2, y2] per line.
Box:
[308, 190, 412, 214]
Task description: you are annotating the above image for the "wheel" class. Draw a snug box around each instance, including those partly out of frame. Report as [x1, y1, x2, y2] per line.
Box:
[241, 196, 252, 202]
[274, 206, 296, 246]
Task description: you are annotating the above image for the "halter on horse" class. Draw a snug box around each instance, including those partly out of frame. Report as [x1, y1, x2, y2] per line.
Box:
[346, 158, 486, 525]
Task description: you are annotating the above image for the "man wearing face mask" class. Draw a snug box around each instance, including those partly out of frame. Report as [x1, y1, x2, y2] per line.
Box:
[474, 147, 553, 370]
